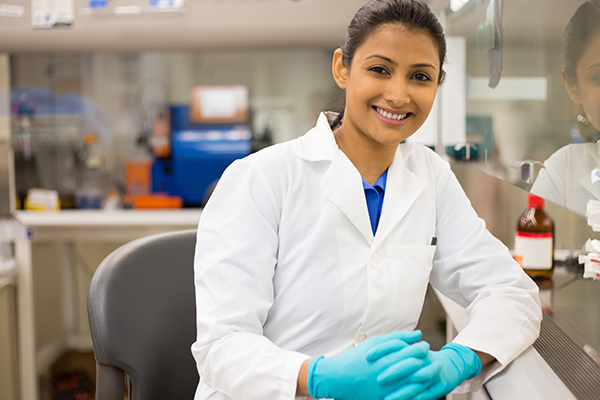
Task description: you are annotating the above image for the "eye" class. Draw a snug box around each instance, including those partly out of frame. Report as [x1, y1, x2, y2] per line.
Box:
[411, 73, 431, 82]
[369, 66, 389, 75]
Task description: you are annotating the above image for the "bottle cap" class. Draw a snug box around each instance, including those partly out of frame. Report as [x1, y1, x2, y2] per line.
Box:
[528, 193, 544, 209]
[83, 133, 97, 144]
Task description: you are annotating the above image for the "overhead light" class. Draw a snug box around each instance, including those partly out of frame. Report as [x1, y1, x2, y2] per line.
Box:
[114, 6, 142, 14]
[450, 0, 470, 12]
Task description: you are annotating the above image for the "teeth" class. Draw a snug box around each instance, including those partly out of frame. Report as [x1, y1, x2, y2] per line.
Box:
[376, 107, 408, 120]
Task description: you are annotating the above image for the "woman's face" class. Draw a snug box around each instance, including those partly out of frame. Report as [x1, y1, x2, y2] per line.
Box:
[333, 24, 441, 148]
[563, 30, 600, 132]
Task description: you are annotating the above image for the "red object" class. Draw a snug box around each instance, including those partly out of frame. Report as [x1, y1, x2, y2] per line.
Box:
[527, 193, 544, 209]
[122, 193, 183, 209]
[515, 231, 552, 238]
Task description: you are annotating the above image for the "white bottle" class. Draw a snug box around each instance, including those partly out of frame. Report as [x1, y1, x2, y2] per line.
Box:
[75, 133, 105, 209]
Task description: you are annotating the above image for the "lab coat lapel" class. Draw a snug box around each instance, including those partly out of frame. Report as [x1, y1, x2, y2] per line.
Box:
[299, 113, 373, 245]
[319, 151, 374, 246]
[373, 145, 428, 249]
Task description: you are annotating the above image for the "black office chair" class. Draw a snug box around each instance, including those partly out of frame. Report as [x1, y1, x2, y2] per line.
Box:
[87, 229, 199, 400]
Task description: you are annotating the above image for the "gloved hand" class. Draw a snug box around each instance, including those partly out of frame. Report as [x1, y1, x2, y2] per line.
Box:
[307, 330, 429, 400]
[376, 343, 482, 400]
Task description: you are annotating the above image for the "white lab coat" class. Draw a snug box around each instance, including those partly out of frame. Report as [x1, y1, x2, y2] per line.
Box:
[192, 113, 541, 400]
[531, 142, 600, 217]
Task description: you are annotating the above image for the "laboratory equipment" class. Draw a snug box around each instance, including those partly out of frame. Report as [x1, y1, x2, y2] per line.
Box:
[151, 105, 251, 206]
[75, 133, 105, 209]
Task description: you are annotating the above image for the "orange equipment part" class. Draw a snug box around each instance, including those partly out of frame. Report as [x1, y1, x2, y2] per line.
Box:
[122, 193, 183, 209]
[126, 159, 152, 195]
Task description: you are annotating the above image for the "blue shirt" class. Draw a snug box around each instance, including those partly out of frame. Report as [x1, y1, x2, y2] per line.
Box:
[361, 170, 388, 235]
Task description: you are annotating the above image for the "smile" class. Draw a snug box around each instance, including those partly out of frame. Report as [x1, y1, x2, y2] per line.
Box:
[374, 107, 410, 121]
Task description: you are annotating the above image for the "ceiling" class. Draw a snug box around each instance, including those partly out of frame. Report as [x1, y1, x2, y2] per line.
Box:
[0, 0, 587, 53]
[0, 0, 367, 53]
[444, 0, 589, 46]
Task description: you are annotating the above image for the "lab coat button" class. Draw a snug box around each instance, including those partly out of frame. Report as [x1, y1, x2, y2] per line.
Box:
[371, 253, 380, 265]
[356, 333, 367, 343]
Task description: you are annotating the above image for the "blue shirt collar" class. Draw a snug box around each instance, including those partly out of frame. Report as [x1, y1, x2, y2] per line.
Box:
[361, 169, 388, 192]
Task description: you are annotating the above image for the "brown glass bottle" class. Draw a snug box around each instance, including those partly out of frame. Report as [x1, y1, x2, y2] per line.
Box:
[514, 194, 554, 279]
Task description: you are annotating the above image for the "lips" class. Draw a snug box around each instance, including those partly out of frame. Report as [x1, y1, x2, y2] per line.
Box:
[373, 106, 412, 120]
[372, 106, 414, 125]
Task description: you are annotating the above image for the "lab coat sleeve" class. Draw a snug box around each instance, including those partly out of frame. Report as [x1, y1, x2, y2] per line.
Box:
[192, 157, 311, 400]
[429, 161, 542, 392]
[530, 146, 568, 207]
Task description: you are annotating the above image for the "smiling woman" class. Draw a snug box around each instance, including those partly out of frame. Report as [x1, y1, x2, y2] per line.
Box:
[332, 25, 441, 184]
[192, 1, 541, 400]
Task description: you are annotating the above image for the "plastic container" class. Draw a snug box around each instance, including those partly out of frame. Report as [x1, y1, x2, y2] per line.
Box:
[514, 194, 554, 279]
[75, 133, 105, 209]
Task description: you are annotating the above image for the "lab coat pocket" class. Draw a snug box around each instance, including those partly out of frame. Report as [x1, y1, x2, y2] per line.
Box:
[385, 245, 436, 330]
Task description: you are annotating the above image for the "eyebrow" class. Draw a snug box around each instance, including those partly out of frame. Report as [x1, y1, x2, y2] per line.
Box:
[365, 55, 437, 70]
[588, 63, 600, 70]
[366, 55, 398, 65]
[411, 63, 437, 70]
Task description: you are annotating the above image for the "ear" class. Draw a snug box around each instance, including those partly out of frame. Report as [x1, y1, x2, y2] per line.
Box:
[561, 69, 581, 104]
[438, 70, 446, 85]
[332, 48, 349, 90]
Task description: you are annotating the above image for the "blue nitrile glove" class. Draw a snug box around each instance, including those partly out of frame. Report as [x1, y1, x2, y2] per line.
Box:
[378, 343, 482, 400]
[307, 330, 428, 400]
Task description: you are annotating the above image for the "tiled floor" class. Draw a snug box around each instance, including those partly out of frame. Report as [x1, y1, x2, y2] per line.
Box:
[40, 350, 96, 400]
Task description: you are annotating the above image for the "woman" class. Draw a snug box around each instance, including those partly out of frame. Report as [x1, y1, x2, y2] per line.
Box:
[192, 1, 541, 399]
[531, 0, 600, 217]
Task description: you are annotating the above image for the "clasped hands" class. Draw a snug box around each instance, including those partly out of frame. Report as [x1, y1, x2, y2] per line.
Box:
[307, 330, 482, 400]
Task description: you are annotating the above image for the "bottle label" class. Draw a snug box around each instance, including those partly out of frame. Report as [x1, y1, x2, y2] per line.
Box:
[514, 232, 553, 270]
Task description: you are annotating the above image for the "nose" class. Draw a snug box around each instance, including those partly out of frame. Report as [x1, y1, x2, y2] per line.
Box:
[384, 78, 411, 107]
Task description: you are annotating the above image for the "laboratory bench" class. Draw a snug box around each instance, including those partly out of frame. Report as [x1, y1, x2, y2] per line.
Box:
[11, 209, 600, 400]
[438, 264, 600, 400]
[12, 209, 203, 400]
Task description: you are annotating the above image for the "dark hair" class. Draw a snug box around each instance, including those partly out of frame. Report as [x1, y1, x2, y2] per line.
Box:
[563, 0, 600, 139]
[564, 0, 600, 82]
[328, 0, 447, 128]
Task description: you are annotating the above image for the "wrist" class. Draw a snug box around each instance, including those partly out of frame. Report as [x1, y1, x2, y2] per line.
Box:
[441, 343, 482, 380]
[296, 359, 311, 397]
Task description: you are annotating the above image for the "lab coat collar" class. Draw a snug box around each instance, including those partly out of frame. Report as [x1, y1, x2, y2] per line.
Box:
[303, 114, 428, 247]
[298, 113, 338, 162]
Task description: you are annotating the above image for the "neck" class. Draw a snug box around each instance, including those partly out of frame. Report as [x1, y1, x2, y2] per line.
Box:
[333, 124, 397, 185]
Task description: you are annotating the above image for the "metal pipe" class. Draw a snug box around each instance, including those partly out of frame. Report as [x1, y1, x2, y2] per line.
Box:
[0, 53, 14, 217]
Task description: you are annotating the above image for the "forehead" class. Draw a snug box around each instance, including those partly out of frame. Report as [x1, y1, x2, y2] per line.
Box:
[356, 24, 440, 65]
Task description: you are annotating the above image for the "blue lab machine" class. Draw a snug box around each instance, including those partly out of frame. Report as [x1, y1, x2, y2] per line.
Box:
[152, 105, 251, 206]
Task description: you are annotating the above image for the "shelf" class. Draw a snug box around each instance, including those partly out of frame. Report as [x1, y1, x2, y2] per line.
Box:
[79, 5, 188, 16]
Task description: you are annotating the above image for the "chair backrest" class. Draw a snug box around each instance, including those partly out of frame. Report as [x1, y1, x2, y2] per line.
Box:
[88, 229, 199, 400]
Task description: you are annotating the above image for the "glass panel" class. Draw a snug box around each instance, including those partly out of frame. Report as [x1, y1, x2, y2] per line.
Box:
[10, 51, 341, 208]
[443, 0, 599, 217]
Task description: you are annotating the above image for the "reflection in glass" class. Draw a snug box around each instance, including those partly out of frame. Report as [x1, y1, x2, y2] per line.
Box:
[531, 0, 600, 216]
[443, 0, 577, 189]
